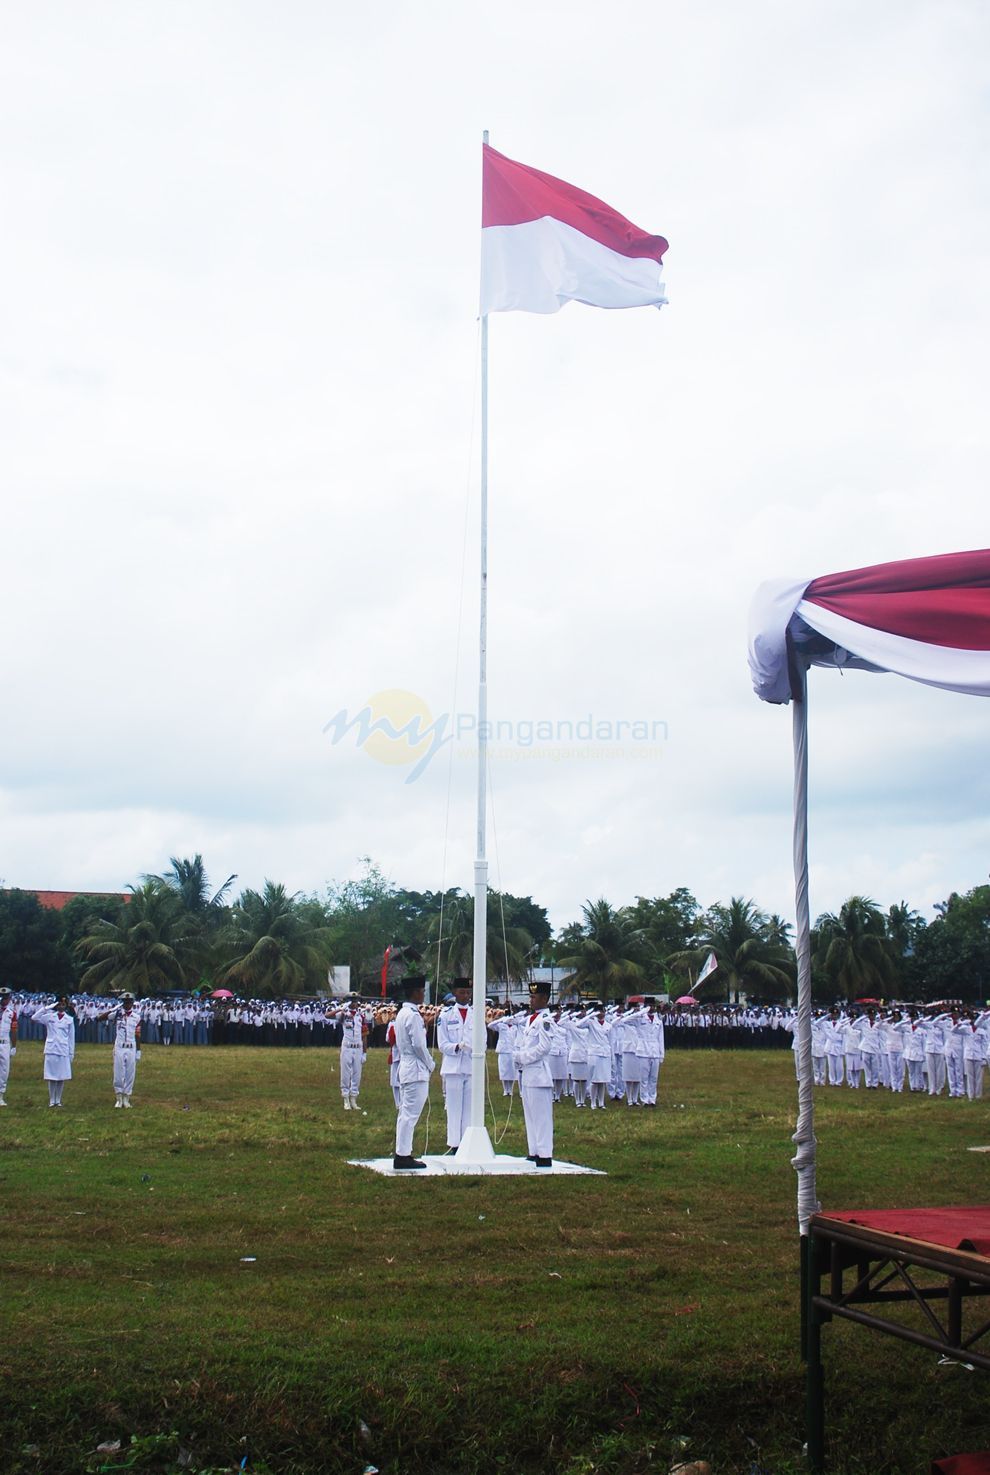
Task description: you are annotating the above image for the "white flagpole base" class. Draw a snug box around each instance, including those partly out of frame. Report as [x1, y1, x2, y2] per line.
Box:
[455, 1124, 496, 1162]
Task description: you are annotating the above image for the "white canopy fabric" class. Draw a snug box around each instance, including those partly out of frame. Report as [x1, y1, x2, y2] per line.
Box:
[748, 549, 990, 1235]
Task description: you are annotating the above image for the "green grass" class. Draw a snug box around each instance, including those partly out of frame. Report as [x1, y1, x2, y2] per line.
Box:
[1, 1044, 988, 1474]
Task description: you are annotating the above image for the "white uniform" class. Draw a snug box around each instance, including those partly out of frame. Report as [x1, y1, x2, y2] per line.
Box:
[0, 1000, 16, 1103]
[335, 1007, 368, 1107]
[437, 1003, 473, 1148]
[514, 1008, 557, 1162]
[573, 1014, 613, 1109]
[902, 1019, 927, 1092]
[490, 1014, 519, 1095]
[34, 1006, 75, 1106]
[109, 1006, 141, 1105]
[394, 1002, 435, 1159]
[386, 1020, 401, 1108]
[962, 1014, 989, 1100]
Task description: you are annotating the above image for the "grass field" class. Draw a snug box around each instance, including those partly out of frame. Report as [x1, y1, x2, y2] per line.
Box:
[2, 1042, 989, 1475]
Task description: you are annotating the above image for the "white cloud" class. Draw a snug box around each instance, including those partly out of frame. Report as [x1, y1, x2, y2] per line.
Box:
[1, 0, 988, 931]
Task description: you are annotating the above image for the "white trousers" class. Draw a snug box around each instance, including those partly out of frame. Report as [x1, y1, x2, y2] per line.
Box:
[862, 1053, 881, 1088]
[906, 1058, 925, 1091]
[0, 1042, 10, 1095]
[443, 1074, 471, 1147]
[946, 1054, 965, 1097]
[964, 1060, 985, 1100]
[844, 1052, 862, 1087]
[113, 1046, 137, 1095]
[520, 1081, 554, 1159]
[642, 1058, 660, 1104]
[340, 1047, 363, 1097]
[826, 1054, 844, 1086]
[395, 1080, 429, 1156]
[926, 1053, 946, 1095]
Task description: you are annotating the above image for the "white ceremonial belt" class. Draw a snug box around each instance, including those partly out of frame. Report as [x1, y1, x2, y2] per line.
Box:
[343, 1042, 362, 1048]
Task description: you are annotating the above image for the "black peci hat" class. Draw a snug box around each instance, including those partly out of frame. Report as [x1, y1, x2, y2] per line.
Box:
[396, 974, 427, 999]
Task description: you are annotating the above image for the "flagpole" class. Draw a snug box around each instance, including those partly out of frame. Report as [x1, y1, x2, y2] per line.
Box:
[457, 129, 496, 1162]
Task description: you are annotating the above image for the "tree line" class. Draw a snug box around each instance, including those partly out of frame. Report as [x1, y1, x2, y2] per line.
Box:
[0, 857, 987, 1002]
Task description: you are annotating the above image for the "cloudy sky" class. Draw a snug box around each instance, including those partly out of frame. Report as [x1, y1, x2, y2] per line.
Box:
[2, 0, 988, 931]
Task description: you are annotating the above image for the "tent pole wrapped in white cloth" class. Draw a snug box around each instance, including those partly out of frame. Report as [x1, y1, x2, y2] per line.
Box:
[748, 549, 990, 1234]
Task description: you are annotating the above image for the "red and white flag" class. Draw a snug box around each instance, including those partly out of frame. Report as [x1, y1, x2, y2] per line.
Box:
[749, 550, 990, 704]
[481, 144, 668, 316]
[697, 951, 718, 985]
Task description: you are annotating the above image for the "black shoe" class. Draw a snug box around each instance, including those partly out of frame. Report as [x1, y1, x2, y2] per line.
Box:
[526, 1154, 537, 1162]
[443, 1146, 457, 1156]
[392, 1155, 427, 1170]
[535, 1157, 553, 1168]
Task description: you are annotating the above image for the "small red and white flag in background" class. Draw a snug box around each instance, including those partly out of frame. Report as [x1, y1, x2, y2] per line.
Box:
[481, 144, 668, 316]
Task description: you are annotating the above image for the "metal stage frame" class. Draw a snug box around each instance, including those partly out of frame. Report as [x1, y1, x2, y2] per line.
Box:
[803, 1212, 990, 1472]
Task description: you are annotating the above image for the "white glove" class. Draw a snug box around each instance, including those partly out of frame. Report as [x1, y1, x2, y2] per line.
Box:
[9, 1047, 15, 1056]
[361, 1053, 367, 1063]
[136, 1051, 141, 1060]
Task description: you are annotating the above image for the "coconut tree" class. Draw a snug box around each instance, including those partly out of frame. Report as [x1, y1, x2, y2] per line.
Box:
[813, 895, 895, 1000]
[556, 899, 645, 1001]
[425, 892, 534, 986]
[151, 854, 238, 987]
[667, 896, 794, 1003]
[76, 880, 190, 994]
[219, 882, 335, 997]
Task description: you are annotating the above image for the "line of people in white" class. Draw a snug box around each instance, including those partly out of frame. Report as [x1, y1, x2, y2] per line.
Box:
[790, 1008, 990, 1100]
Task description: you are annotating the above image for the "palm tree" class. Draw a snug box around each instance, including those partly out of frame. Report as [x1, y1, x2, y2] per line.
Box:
[151, 854, 238, 987]
[667, 897, 794, 1002]
[556, 899, 645, 1000]
[76, 881, 190, 994]
[814, 895, 895, 1000]
[425, 892, 533, 985]
[154, 854, 237, 918]
[219, 882, 334, 997]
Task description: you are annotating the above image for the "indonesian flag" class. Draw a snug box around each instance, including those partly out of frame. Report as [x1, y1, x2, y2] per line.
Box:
[749, 550, 990, 704]
[481, 144, 668, 316]
[696, 952, 718, 986]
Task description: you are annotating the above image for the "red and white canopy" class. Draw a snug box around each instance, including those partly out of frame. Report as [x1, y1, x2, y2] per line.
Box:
[749, 548, 990, 1236]
[749, 549, 990, 704]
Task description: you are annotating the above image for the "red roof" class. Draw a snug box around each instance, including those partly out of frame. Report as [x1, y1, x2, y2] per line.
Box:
[10, 890, 129, 912]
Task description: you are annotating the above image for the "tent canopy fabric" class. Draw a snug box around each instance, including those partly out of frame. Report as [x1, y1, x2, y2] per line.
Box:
[749, 549, 990, 705]
[748, 548, 990, 1237]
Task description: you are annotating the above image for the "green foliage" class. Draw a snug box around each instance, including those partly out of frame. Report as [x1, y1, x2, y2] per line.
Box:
[557, 898, 645, 999]
[667, 896, 795, 1003]
[0, 887, 74, 991]
[76, 881, 190, 995]
[425, 890, 535, 983]
[814, 895, 895, 1000]
[220, 881, 334, 997]
[909, 885, 990, 1002]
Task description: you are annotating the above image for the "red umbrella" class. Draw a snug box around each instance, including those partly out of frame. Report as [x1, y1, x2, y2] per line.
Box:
[210, 989, 234, 999]
[675, 995, 700, 1006]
